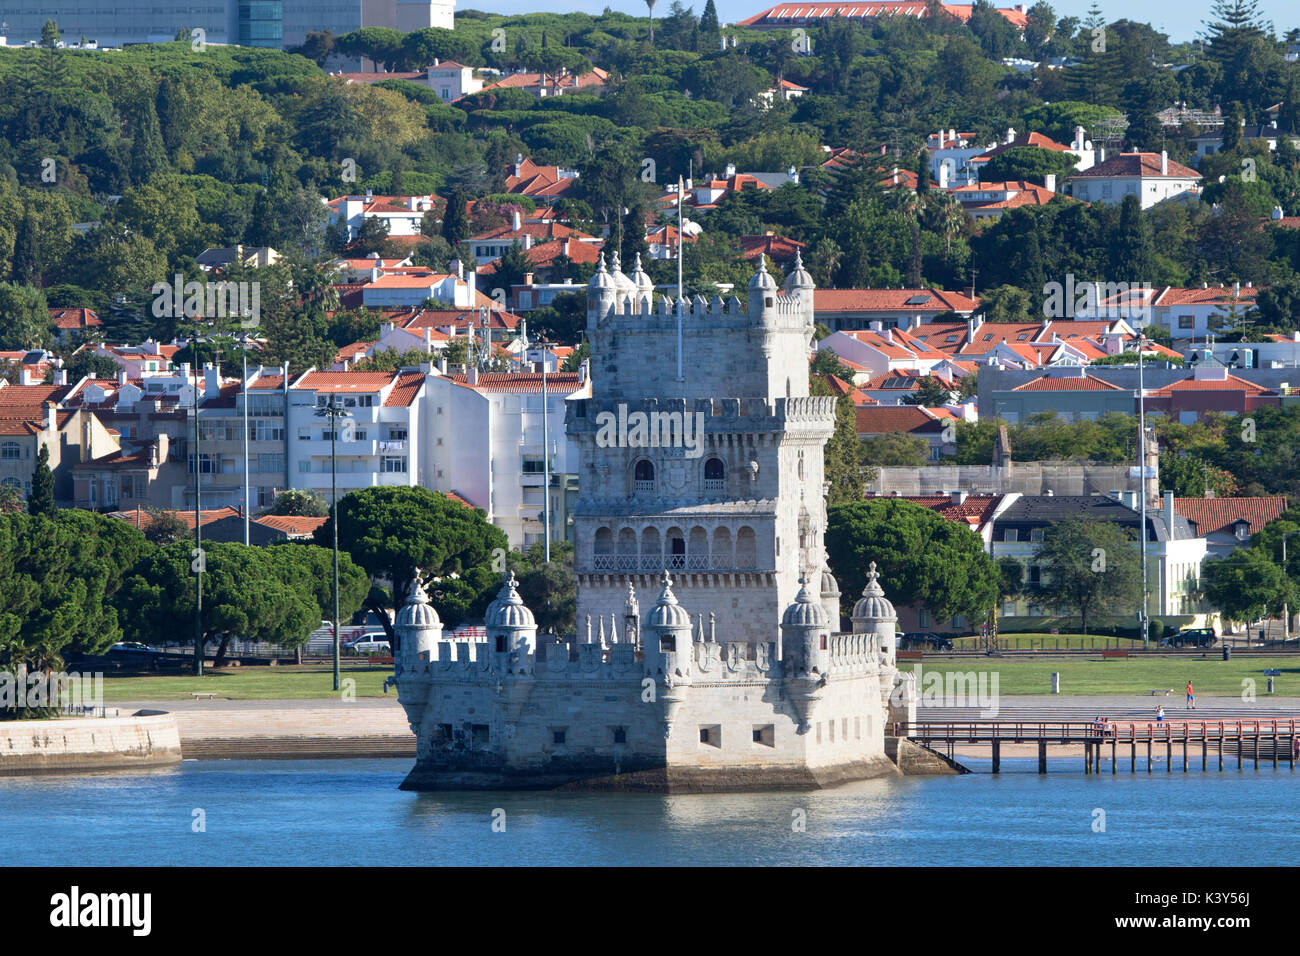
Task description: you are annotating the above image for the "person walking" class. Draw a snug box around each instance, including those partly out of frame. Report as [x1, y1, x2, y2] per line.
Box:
[1186, 680, 1195, 710]
[1156, 705, 1165, 723]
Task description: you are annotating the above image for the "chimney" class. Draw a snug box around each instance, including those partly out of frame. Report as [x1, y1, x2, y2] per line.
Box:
[951, 490, 968, 505]
[562, 238, 570, 258]
[1164, 490, 1176, 537]
[1005, 126, 1016, 145]
[118, 369, 128, 386]
[438, 356, 448, 374]
[1074, 125, 1086, 150]
[725, 162, 736, 178]
[424, 328, 432, 354]
[937, 128, 945, 149]
[467, 366, 478, 386]
[53, 369, 67, 386]
[524, 272, 534, 286]
[512, 210, 521, 232]
[514, 153, 523, 178]
[19, 367, 35, 386]
[204, 363, 219, 399]
[450, 258, 464, 279]
[44, 401, 56, 432]
[1273, 205, 1284, 220]
[1160, 150, 1168, 175]
[938, 162, 949, 189]
[1044, 173, 1056, 193]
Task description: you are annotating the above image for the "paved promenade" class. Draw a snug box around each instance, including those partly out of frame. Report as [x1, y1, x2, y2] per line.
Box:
[116, 697, 415, 759]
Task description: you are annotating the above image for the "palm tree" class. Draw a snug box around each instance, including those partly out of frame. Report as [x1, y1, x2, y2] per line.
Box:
[645, 0, 658, 46]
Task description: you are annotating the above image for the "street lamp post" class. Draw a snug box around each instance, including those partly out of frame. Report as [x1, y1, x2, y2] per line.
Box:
[1284, 531, 1297, 644]
[1137, 333, 1150, 649]
[192, 345, 203, 677]
[317, 396, 352, 692]
[240, 333, 250, 546]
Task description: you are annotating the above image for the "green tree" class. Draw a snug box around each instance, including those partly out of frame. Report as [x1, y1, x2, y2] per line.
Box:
[1202, 547, 1295, 625]
[980, 147, 1079, 187]
[699, 0, 722, 52]
[441, 190, 470, 246]
[825, 498, 999, 626]
[861, 432, 929, 466]
[266, 489, 328, 517]
[0, 282, 52, 350]
[28, 444, 55, 517]
[315, 487, 508, 636]
[1033, 518, 1143, 634]
[810, 346, 854, 381]
[510, 540, 577, 636]
[143, 509, 190, 545]
[120, 542, 320, 668]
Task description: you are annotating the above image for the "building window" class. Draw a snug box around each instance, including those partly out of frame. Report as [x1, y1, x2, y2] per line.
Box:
[552, 729, 566, 745]
[381, 456, 407, 473]
[470, 724, 490, 747]
[1029, 528, 1044, 542]
[704, 457, 725, 489]
[1178, 315, 1195, 329]
[612, 727, 627, 744]
[258, 454, 283, 474]
[1003, 528, 1018, 542]
[0, 441, 20, 460]
[752, 724, 774, 747]
[699, 725, 721, 747]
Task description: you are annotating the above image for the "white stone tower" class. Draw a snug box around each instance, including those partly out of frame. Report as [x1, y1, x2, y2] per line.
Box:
[568, 251, 836, 645]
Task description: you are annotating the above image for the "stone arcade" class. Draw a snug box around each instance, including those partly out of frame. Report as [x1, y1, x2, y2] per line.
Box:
[395, 254, 921, 791]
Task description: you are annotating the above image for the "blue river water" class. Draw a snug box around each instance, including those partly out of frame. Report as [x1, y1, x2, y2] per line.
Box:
[3, 756, 1297, 866]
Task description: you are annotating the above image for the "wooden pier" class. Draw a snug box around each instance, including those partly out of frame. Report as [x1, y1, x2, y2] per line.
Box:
[909, 720, 1300, 774]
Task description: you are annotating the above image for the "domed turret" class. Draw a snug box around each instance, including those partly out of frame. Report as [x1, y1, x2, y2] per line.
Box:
[784, 249, 814, 294]
[588, 252, 616, 291]
[851, 562, 898, 660]
[648, 572, 692, 631]
[610, 250, 636, 294]
[395, 570, 443, 669]
[781, 576, 828, 630]
[486, 571, 538, 661]
[587, 253, 617, 331]
[748, 254, 778, 293]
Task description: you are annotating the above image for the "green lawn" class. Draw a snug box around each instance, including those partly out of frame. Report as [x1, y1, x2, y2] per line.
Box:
[907, 656, 1300, 697]
[101, 664, 393, 702]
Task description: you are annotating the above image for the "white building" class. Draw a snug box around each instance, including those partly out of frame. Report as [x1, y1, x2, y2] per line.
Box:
[326, 192, 437, 241]
[426, 60, 482, 101]
[1066, 151, 1202, 209]
[287, 370, 427, 499]
[423, 368, 590, 549]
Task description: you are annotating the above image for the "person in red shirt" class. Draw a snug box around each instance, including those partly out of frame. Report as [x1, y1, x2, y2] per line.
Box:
[1186, 680, 1195, 710]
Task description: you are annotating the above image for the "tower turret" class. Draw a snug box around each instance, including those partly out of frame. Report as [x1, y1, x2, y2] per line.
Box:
[780, 576, 831, 733]
[851, 562, 897, 663]
[394, 569, 443, 672]
[629, 252, 654, 313]
[747, 253, 778, 322]
[645, 572, 694, 738]
[486, 571, 538, 666]
[586, 253, 617, 332]
[783, 249, 815, 298]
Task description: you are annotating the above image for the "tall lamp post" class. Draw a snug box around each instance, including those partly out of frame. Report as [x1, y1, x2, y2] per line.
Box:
[240, 332, 251, 546]
[1283, 531, 1297, 644]
[317, 396, 352, 692]
[192, 342, 204, 677]
[1137, 332, 1150, 649]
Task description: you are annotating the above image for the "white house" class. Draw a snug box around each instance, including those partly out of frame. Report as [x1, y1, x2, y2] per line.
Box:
[1066, 151, 1202, 209]
[425, 59, 481, 101]
[326, 192, 437, 241]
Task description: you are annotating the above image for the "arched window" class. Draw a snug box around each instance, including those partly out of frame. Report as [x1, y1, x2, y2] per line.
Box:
[594, 527, 614, 570]
[0, 442, 19, 461]
[688, 526, 708, 569]
[704, 457, 724, 490]
[617, 527, 638, 570]
[711, 527, 732, 569]
[640, 527, 661, 570]
[736, 526, 757, 569]
[1, 476, 20, 489]
[633, 459, 655, 491]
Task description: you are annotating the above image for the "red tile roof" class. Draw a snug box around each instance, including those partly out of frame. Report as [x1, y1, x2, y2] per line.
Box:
[893, 493, 1004, 525]
[855, 405, 946, 434]
[253, 514, 329, 536]
[384, 370, 426, 407]
[1173, 497, 1286, 537]
[445, 372, 583, 394]
[1011, 374, 1124, 391]
[1069, 152, 1200, 180]
[1148, 374, 1275, 396]
[813, 289, 980, 313]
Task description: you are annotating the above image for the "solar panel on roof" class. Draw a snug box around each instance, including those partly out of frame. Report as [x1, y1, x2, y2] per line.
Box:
[905, 294, 931, 305]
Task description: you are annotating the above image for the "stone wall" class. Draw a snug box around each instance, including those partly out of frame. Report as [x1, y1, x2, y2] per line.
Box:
[0, 711, 182, 774]
[867, 462, 1137, 496]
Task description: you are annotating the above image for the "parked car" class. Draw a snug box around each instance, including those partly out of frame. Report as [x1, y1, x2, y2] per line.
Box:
[346, 636, 391, 655]
[1160, 627, 1218, 648]
[899, 632, 953, 651]
[69, 642, 167, 672]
